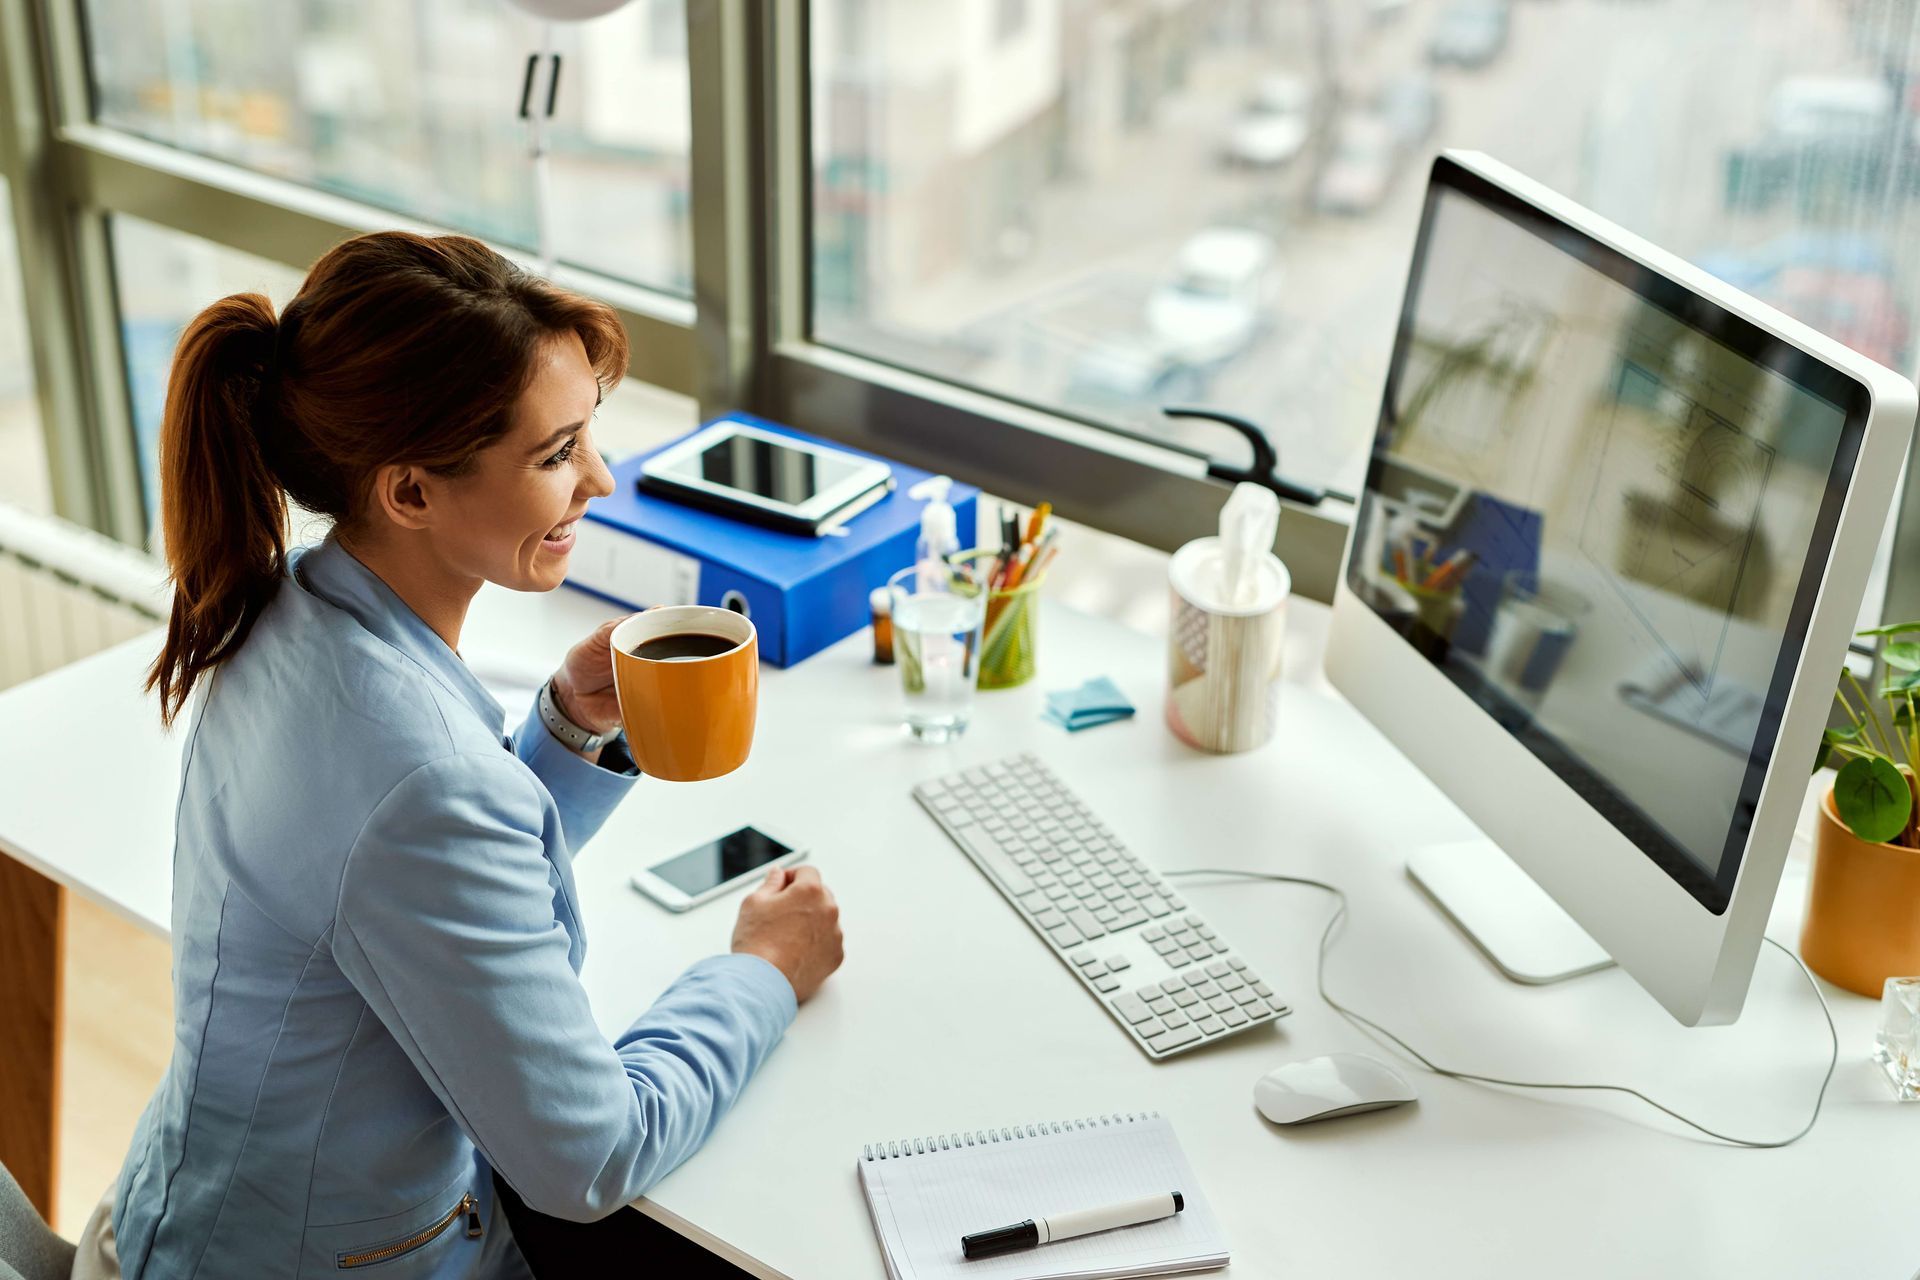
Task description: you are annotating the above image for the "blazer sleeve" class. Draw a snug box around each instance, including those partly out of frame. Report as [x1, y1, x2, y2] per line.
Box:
[509, 698, 636, 853]
[332, 750, 797, 1220]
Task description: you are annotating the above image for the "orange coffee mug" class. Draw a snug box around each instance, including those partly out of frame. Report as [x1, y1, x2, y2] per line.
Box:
[610, 606, 758, 782]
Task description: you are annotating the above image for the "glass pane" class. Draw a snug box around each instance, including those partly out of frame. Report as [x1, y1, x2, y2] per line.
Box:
[112, 213, 692, 527]
[809, 0, 1920, 511]
[85, 0, 691, 294]
[0, 179, 49, 516]
[110, 216, 306, 525]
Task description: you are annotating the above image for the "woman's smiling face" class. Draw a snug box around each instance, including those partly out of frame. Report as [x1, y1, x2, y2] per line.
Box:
[431, 329, 616, 593]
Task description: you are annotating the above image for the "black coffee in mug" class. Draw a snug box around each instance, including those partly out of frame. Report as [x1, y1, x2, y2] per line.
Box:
[631, 632, 738, 662]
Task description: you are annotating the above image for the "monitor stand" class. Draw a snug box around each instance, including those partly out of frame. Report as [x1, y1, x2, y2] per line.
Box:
[1407, 840, 1615, 984]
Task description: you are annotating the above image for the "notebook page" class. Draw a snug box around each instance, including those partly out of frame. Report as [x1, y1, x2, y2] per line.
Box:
[858, 1117, 1228, 1280]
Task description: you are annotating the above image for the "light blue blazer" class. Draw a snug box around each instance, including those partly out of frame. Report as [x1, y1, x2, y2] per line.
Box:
[111, 537, 797, 1278]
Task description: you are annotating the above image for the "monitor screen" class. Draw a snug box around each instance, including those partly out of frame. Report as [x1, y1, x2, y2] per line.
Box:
[651, 429, 870, 507]
[1348, 160, 1869, 914]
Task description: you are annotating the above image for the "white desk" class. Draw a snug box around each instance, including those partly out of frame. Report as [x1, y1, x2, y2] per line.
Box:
[0, 583, 1911, 1278]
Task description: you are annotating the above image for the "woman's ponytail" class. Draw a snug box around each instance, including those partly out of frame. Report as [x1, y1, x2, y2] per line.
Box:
[146, 293, 288, 725]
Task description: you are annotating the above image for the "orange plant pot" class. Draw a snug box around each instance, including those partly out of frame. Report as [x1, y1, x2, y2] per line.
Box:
[1800, 788, 1920, 997]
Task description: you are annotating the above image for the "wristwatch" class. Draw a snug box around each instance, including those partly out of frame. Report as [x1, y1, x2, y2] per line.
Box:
[538, 678, 622, 755]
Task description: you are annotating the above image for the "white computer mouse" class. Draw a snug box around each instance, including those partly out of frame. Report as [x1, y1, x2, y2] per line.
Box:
[1253, 1052, 1418, 1125]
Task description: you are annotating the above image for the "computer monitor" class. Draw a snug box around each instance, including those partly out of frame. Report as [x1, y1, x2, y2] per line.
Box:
[1326, 151, 1916, 1026]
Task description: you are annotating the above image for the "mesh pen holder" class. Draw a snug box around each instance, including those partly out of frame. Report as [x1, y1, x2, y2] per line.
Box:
[954, 550, 1045, 690]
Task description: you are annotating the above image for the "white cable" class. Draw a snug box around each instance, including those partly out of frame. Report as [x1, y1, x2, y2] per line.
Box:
[1166, 867, 1838, 1148]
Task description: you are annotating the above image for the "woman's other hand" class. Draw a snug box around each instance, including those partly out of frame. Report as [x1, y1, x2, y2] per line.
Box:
[731, 866, 845, 1003]
[550, 616, 627, 735]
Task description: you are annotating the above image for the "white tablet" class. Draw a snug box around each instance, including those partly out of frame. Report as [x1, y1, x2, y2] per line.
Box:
[637, 419, 894, 536]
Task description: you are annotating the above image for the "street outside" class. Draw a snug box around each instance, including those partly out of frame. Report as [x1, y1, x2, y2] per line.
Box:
[819, 0, 1895, 495]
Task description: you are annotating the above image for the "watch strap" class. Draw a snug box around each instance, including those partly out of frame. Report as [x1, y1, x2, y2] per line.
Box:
[538, 678, 619, 754]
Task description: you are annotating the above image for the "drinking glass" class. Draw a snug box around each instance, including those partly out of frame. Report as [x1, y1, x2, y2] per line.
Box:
[888, 564, 986, 743]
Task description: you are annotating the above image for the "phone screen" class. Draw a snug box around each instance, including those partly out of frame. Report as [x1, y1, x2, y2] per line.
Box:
[647, 827, 794, 897]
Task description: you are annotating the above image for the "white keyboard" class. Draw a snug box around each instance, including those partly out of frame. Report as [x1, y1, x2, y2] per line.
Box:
[914, 754, 1290, 1059]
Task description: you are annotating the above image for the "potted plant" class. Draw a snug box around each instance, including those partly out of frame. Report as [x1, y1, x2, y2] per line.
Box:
[1803, 621, 1920, 995]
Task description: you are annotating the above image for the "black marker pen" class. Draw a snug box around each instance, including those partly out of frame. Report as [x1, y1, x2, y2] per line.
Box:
[961, 1190, 1183, 1260]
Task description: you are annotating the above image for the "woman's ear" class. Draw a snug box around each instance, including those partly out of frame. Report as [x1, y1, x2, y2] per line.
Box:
[368, 462, 436, 532]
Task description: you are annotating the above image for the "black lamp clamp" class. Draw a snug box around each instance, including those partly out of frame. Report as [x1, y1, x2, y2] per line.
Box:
[1163, 407, 1327, 508]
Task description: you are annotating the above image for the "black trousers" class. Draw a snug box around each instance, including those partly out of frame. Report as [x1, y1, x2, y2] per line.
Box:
[492, 1172, 751, 1278]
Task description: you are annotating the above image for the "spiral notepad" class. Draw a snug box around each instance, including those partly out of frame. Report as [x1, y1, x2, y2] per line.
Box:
[856, 1112, 1229, 1280]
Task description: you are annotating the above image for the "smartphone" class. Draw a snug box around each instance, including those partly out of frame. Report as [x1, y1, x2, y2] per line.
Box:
[630, 825, 807, 912]
[636, 419, 894, 536]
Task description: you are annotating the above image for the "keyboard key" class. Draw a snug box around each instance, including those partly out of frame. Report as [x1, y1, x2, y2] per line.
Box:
[1253, 983, 1274, 998]
[1159, 978, 1185, 995]
[1167, 952, 1191, 968]
[1136, 1017, 1168, 1039]
[1135, 984, 1163, 1001]
[1233, 987, 1262, 1006]
[1171, 988, 1199, 1008]
[1211, 940, 1230, 955]
[1150, 938, 1180, 956]
[1218, 974, 1245, 992]
[1083, 961, 1109, 979]
[1144, 900, 1172, 918]
[1194, 1016, 1225, 1036]
[1220, 1006, 1249, 1028]
[1147, 1023, 1202, 1051]
[1146, 996, 1175, 1017]
[1205, 961, 1231, 978]
[1229, 957, 1248, 971]
[1105, 954, 1130, 971]
[1070, 952, 1098, 968]
[1167, 920, 1192, 936]
[1066, 909, 1107, 939]
[1265, 999, 1290, 1016]
[1032, 908, 1064, 930]
[1109, 908, 1149, 931]
[1207, 995, 1235, 1014]
[1112, 994, 1154, 1024]
[1193, 981, 1220, 999]
[1163, 1009, 1190, 1028]
[1093, 976, 1122, 993]
[1142, 927, 1166, 943]
[1046, 923, 1083, 948]
[1167, 897, 1186, 909]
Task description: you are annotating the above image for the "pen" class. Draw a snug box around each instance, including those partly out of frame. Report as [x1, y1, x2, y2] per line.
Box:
[961, 1190, 1183, 1260]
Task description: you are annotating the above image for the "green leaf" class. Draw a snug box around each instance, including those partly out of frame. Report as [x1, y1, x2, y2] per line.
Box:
[1881, 665, 1920, 700]
[1815, 723, 1864, 774]
[1834, 756, 1912, 844]
[1885, 642, 1920, 671]
[1857, 620, 1920, 638]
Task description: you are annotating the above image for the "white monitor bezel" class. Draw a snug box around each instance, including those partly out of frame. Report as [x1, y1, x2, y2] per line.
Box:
[1325, 150, 1916, 1026]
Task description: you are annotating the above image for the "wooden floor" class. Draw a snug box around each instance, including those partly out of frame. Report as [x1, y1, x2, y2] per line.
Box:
[54, 893, 173, 1239]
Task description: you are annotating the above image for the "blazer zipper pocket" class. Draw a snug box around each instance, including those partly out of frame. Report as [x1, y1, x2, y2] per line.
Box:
[336, 1192, 482, 1269]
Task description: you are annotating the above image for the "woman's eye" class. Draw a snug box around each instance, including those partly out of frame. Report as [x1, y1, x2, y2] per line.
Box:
[542, 439, 577, 469]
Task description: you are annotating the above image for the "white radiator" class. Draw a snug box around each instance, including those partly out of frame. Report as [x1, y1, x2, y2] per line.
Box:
[0, 504, 170, 692]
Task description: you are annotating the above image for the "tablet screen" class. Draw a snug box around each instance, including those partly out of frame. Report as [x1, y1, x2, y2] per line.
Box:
[653, 429, 874, 506]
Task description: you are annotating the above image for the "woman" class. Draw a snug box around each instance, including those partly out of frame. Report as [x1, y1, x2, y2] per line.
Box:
[82, 232, 844, 1278]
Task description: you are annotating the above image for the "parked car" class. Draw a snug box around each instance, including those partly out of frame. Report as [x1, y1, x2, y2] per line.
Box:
[1376, 73, 1440, 149]
[1146, 229, 1278, 368]
[1427, 0, 1510, 68]
[1315, 114, 1401, 214]
[1725, 76, 1897, 211]
[1063, 337, 1209, 419]
[1222, 74, 1315, 168]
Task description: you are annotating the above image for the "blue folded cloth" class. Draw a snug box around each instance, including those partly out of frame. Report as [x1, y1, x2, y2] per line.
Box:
[1044, 676, 1136, 732]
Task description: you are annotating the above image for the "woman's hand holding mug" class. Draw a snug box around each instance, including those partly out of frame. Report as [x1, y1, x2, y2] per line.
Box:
[550, 616, 626, 737]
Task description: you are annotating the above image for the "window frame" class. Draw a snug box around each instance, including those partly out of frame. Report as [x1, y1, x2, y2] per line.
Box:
[0, 0, 1905, 616]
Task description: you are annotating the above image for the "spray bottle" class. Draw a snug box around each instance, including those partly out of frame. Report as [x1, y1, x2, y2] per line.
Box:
[908, 475, 959, 591]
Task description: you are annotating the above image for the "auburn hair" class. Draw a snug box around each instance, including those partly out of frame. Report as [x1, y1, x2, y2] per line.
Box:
[146, 231, 628, 724]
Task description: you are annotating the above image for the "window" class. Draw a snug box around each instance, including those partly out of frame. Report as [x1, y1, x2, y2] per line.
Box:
[84, 0, 692, 294]
[0, 180, 50, 517]
[808, 0, 1920, 509]
[109, 216, 304, 524]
